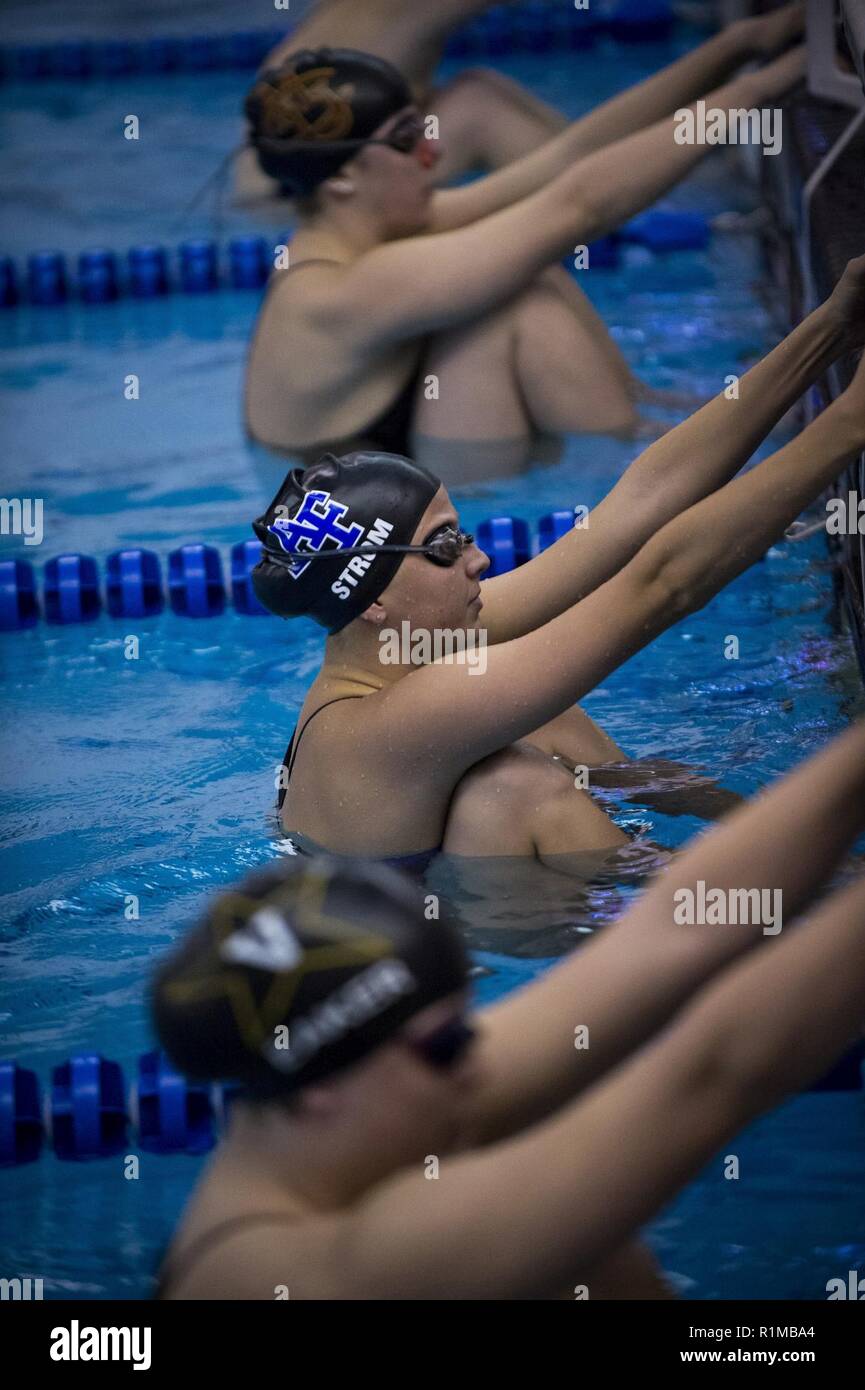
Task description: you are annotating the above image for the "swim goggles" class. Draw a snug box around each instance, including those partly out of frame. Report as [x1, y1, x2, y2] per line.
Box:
[264, 524, 476, 571]
[407, 1017, 477, 1071]
[272, 113, 428, 159]
[366, 112, 428, 155]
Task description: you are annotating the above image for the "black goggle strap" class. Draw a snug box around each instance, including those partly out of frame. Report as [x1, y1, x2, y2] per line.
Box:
[262, 531, 472, 567]
[253, 120, 424, 158]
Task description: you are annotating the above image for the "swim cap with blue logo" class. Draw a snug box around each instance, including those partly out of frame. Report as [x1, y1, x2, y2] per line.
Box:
[244, 48, 413, 196]
[151, 856, 468, 1098]
[251, 451, 439, 633]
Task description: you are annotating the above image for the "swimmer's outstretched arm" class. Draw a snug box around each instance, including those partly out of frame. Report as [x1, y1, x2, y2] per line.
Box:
[346, 866, 865, 1299]
[336, 50, 803, 340]
[589, 760, 747, 822]
[260, 0, 518, 85]
[377, 354, 865, 768]
[481, 255, 865, 644]
[470, 719, 865, 1143]
[429, 40, 803, 234]
[432, 4, 804, 227]
[530, 4, 803, 162]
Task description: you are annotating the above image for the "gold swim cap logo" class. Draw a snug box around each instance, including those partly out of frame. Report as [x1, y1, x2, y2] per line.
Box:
[257, 67, 355, 143]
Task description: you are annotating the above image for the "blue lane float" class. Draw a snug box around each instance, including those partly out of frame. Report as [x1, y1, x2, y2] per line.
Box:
[0, 1061, 43, 1166]
[90, 38, 136, 77]
[168, 543, 226, 618]
[511, 2, 560, 54]
[27, 250, 68, 306]
[1, 1032, 862, 1165]
[135, 1051, 216, 1156]
[53, 40, 92, 78]
[127, 244, 169, 298]
[607, 0, 675, 41]
[2, 513, 580, 631]
[50, 1054, 127, 1160]
[179, 238, 219, 294]
[15, 496, 809, 631]
[0, 215, 708, 311]
[106, 549, 164, 619]
[78, 248, 120, 304]
[623, 210, 710, 253]
[538, 510, 576, 551]
[231, 539, 268, 615]
[0, 255, 19, 306]
[228, 235, 271, 290]
[43, 553, 101, 625]
[2, 236, 280, 308]
[0, 558, 39, 631]
[562, 214, 711, 281]
[0, 4, 683, 85]
[476, 515, 531, 577]
[0, 1051, 229, 1164]
[586, 235, 620, 270]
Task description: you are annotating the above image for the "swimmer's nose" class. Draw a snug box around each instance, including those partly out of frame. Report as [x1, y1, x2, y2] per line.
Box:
[418, 141, 441, 171]
[469, 545, 490, 577]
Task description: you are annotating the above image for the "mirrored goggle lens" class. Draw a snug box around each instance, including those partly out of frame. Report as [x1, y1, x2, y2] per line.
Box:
[388, 116, 425, 153]
[426, 529, 473, 566]
[411, 1019, 476, 1070]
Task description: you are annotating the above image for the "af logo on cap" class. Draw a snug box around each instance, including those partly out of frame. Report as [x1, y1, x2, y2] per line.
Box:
[268, 489, 365, 579]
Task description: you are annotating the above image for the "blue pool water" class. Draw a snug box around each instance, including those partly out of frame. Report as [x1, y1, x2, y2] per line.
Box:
[1, 26, 864, 1299]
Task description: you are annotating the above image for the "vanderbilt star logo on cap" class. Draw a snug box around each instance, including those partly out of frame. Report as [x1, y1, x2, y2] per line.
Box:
[161, 874, 397, 1053]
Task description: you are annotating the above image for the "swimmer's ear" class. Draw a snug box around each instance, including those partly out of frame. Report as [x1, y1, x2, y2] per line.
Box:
[321, 171, 356, 200]
[359, 603, 387, 626]
[291, 1083, 341, 1119]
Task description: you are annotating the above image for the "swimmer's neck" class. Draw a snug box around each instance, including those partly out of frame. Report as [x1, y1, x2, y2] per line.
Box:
[320, 624, 413, 692]
[293, 199, 428, 260]
[216, 1100, 407, 1211]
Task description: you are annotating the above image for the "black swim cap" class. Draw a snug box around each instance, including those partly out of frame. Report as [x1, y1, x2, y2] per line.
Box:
[244, 48, 413, 196]
[151, 857, 468, 1099]
[251, 451, 439, 634]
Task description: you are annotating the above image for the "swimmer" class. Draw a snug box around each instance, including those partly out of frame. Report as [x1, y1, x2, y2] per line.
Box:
[236, 1, 806, 190]
[152, 717, 865, 1299]
[242, 34, 807, 472]
[249, 257, 865, 864]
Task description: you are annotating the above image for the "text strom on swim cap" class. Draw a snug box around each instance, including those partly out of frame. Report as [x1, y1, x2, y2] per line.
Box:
[331, 518, 394, 600]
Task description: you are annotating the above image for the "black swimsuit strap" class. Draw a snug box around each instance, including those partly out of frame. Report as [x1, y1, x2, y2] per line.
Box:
[278, 694, 365, 811]
[156, 1211, 300, 1299]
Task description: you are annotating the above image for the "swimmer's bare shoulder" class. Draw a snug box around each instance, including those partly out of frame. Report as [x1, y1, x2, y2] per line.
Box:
[169, 1215, 671, 1300]
[247, 260, 424, 450]
[247, 263, 381, 446]
[166, 1212, 347, 1301]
